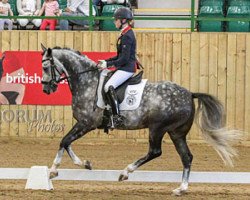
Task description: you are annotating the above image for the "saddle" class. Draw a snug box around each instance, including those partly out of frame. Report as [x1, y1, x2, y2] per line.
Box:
[102, 70, 143, 104]
[98, 70, 143, 133]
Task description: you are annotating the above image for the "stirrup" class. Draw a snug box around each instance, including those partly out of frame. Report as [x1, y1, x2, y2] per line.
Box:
[113, 115, 124, 126]
[109, 114, 125, 128]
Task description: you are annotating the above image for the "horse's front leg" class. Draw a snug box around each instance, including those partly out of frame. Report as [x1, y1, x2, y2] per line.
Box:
[50, 122, 94, 179]
[65, 145, 92, 169]
[119, 128, 164, 181]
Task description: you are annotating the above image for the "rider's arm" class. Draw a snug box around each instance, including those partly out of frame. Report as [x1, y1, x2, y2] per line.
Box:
[105, 55, 118, 62]
[106, 34, 132, 68]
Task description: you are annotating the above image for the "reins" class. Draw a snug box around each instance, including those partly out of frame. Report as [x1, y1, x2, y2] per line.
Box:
[58, 67, 99, 83]
[42, 57, 99, 84]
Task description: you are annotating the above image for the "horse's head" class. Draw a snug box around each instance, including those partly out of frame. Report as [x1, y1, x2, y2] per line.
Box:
[41, 44, 65, 95]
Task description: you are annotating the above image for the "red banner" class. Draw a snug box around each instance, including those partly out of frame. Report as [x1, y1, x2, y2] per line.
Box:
[0, 51, 116, 105]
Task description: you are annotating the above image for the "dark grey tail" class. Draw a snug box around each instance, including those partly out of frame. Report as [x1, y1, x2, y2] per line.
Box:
[192, 93, 242, 166]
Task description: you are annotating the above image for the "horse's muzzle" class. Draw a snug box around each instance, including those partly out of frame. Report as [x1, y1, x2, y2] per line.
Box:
[42, 80, 58, 94]
[50, 80, 58, 92]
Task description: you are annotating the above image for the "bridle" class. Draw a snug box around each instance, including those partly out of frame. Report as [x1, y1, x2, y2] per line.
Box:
[41, 57, 61, 91]
[41, 55, 99, 91]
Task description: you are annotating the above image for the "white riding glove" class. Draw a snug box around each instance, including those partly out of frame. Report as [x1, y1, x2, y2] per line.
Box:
[98, 60, 107, 69]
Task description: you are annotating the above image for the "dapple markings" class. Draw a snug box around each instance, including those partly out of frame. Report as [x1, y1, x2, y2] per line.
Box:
[41, 46, 241, 196]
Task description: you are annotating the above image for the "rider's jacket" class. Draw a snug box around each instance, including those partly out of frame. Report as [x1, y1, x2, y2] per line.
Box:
[105, 26, 137, 73]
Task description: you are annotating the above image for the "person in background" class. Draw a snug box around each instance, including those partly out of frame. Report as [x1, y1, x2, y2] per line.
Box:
[92, 0, 100, 6]
[102, 0, 130, 8]
[38, 0, 59, 30]
[102, 0, 126, 4]
[0, 0, 14, 30]
[97, 7, 136, 127]
[58, 0, 96, 30]
[16, 0, 42, 29]
[95, 0, 131, 13]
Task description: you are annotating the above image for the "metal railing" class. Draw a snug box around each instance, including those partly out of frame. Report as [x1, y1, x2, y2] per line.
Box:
[0, 0, 249, 32]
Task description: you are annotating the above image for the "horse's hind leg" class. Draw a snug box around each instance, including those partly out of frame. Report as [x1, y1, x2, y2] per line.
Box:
[119, 127, 165, 181]
[50, 122, 93, 179]
[170, 135, 193, 196]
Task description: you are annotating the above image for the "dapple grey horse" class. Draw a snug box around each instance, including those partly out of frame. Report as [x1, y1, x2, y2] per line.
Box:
[41, 46, 241, 196]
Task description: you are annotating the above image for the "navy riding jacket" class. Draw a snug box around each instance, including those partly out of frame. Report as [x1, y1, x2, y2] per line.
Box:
[106, 26, 137, 73]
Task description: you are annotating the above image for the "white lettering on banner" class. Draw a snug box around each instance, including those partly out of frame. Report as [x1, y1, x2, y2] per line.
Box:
[5, 73, 68, 84]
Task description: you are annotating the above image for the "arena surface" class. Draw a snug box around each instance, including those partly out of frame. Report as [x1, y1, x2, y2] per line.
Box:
[0, 137, 249, 199]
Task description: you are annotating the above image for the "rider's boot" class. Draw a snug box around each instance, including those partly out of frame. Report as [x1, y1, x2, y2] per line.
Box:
[106, 86, 124, 127]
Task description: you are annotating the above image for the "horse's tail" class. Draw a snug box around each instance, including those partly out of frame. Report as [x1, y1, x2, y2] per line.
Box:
[192, 93, 242, 167]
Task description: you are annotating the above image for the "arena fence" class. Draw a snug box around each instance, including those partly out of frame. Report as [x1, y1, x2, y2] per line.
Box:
[1, 0, 250, 31]
[0, 31, 250, 141]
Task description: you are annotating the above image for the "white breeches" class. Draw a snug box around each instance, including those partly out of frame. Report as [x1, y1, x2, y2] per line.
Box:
[104, 70, 134, 92]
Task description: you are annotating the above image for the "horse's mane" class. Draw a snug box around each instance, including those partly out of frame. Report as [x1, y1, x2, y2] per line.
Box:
[52, 46, 96, 68]
[53, 46, 83, 57]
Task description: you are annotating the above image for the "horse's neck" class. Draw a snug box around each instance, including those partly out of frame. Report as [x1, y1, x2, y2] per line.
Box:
[61, 54, 99, 97]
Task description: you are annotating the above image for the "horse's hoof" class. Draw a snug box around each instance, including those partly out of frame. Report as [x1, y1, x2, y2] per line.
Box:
[118, 174, 128, 181]
[172, 188, 186, 196]
[49, 171, 58, 179]
[84, 160, 92, 170]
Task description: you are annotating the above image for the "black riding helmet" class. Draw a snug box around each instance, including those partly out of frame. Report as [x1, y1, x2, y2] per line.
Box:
[114, 7, 133, 20]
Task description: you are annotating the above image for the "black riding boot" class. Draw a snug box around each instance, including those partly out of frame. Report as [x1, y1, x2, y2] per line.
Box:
[106, 86, 124, 127]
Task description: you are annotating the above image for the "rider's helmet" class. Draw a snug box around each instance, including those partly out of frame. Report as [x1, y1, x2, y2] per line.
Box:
[114, 7, 133, 21]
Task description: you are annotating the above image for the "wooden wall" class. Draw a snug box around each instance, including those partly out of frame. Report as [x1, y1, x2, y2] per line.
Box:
[0, 31, 249, 141]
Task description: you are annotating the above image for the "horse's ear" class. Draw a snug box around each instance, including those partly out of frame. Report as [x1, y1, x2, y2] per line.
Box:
[47, 48, 52, 56]
[41, 43, 47, 52]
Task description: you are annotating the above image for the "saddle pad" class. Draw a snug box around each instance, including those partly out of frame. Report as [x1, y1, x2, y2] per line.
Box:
[119, 79, 147, 110]
[96, 75, 147, 111]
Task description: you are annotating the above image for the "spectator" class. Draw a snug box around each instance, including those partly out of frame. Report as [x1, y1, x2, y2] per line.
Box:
[0, 0, 14, 30]
[102, 0, 126, 4]
[93, 0, 100, 6]
[16, 0, 42, 29]
[38, 0, 59, 30]
[59, 0, 96, 30]
[96, 0, 131, 12]
[94, 0, 127, 6]
[102, 0, 130, 7]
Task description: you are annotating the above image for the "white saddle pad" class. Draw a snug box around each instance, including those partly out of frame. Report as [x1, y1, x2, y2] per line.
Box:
[97, 71, 147, 111]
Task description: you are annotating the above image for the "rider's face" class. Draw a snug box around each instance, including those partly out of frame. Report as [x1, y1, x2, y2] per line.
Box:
[114, 19, 121, 29]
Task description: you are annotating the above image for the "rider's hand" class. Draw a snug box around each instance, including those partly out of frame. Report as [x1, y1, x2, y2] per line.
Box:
[97, 60, 107, 69]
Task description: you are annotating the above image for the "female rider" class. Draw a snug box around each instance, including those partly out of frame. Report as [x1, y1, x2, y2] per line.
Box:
[98, 7, 137, 126]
